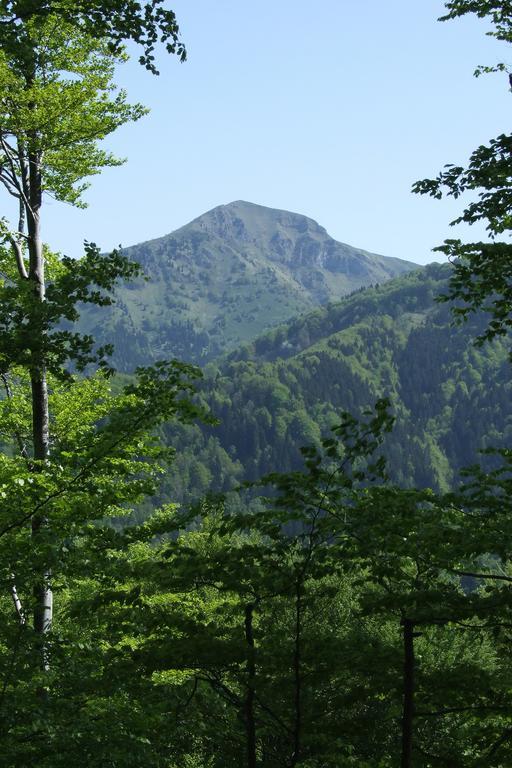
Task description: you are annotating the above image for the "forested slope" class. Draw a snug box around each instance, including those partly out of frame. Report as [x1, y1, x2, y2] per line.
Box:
[157, 262, 512, 506]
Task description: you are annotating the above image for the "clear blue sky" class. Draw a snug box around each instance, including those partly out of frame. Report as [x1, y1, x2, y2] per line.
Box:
[43, 0, 510, 265]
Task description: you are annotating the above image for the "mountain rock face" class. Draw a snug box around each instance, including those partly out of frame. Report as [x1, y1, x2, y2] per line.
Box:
[79, 201, 417, 368]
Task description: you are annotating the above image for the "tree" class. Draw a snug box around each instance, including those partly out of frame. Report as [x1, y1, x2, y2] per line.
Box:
[32, 394, 508, 767]
[441, 1, 512, 46]
[412, 9, 512, 755]
[413, 2, 512, 351]
[0, 4, 198, 762]
[0, 13, 152, 653]
[0, 363, 207, 766]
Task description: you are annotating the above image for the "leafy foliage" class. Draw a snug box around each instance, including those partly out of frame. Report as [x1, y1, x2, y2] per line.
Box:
[0, 243, 143, 377]
[0, 15, 147, 214]
[0, 0, 186, 73]
[413, 5, 512, 348]
[1, 2, 512, 766]
[44, 400, 510, 767]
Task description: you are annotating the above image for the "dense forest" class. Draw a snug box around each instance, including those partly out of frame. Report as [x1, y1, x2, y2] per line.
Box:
[1, 2, 512, 768]
[158, 263, 512, 509]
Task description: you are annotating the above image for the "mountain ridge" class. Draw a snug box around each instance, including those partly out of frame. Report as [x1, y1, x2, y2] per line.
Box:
[78, 200, 418, 368]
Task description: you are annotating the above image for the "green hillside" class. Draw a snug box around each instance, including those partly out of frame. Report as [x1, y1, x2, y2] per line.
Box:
[77, 200, 416, 367]
[154, 262, 512, 508]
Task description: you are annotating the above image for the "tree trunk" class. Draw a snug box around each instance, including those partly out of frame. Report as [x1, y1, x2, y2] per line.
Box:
[26, 150, 52, 662]
[244, 603, 257, 768]
[400, 618, 415, 768]
[290, 583, 302, 768]
[10, 576, 25, 625]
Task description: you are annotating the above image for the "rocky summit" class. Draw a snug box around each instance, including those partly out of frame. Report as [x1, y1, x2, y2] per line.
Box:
[77, 201, 418, 369]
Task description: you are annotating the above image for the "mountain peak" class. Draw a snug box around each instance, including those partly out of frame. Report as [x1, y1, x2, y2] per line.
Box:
[81, 201, 419, 368]
[188, 200, 329, 243]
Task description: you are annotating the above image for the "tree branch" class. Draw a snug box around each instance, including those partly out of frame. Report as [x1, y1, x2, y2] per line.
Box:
[451, 569, 512, 583]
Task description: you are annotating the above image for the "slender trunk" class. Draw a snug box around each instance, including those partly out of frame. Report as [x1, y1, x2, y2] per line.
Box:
[26, 148, 52, 662]
[244, 603, 257, 768]
[31, 374, 49, 461]
[26, 186, 50, 462]
[401, 618, 415, 768]
[290, 583, 302, 768]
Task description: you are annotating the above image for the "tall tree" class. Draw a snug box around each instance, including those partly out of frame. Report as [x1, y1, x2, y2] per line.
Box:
[0, 15, 148, 648]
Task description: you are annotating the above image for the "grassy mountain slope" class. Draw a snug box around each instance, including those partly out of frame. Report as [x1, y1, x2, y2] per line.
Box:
[79, 201, 416, 367]
[154, 263, 512, 508]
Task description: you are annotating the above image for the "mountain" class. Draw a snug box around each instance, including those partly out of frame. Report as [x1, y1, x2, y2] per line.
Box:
[149, 263, 512, 512]
[79, 201, 417, 368]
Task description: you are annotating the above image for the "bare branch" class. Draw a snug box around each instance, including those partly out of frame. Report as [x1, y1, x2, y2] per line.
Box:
[0, 135, 35, 218]
[5, 234, 29, 280]
[17, 197, 25, 242]
[0, 173, 21, 200]
[13, 197, 29, 279]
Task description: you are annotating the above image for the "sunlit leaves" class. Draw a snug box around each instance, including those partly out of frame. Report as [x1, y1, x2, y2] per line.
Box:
[0, 16, 147, 208]
[0, 1, 186, 74]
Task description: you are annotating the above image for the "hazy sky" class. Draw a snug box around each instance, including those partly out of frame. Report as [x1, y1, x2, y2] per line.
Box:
[41, 1, 510, 265]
